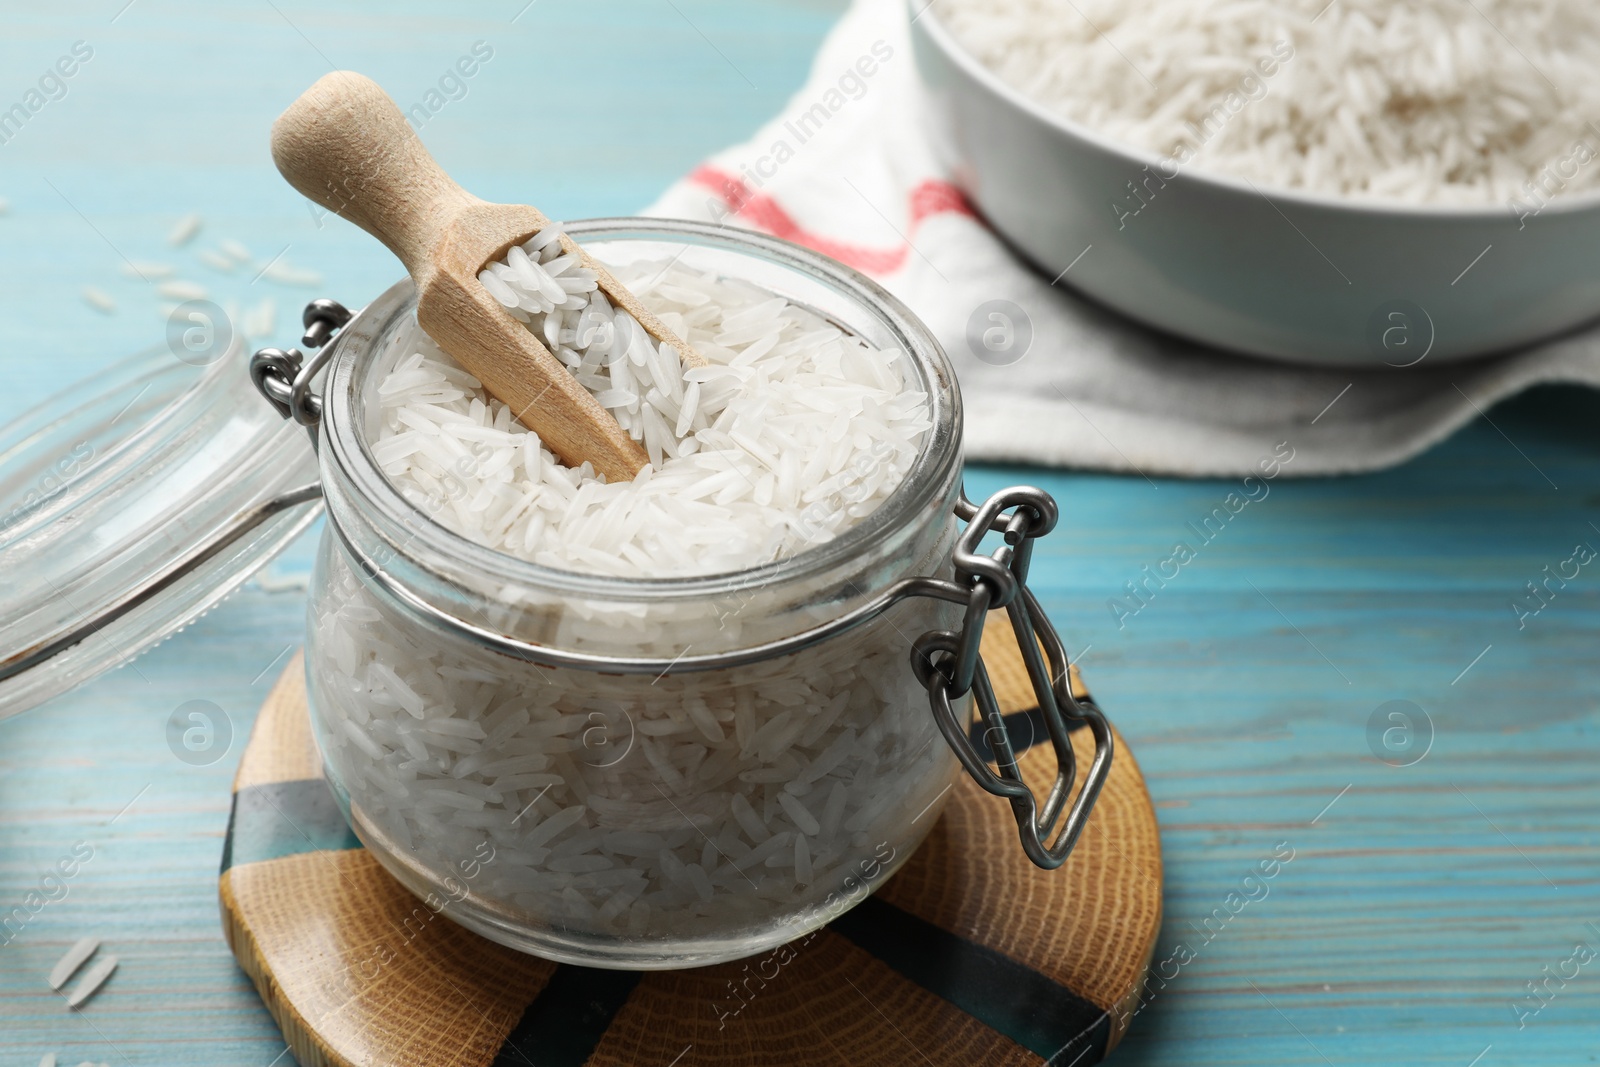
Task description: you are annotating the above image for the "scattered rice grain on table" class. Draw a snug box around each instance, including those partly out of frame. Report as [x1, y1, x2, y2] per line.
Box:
[157, 280, 207, 301]
[198, 248, 236, 273]
[47, 936, 100, 990]
[63, 953, 117, 1008]
[260, 261, 323, 287]
[166, 212, 201, 247]
[81, 287, 115, 315]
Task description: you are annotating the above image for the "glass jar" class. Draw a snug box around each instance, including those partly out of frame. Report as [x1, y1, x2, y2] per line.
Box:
[0, 219, 1111, 971]
[308, 220, 968, 967]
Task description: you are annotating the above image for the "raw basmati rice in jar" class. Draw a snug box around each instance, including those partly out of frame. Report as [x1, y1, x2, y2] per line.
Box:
[303, 220, 975, 968]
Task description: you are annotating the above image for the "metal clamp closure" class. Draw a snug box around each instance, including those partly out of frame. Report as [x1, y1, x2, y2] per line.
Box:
[909, 487, 1112, 871]
[250, 298, 353, 450]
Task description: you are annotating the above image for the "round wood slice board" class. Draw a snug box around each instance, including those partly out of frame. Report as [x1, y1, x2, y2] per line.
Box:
[220, 627, 1163, 1067]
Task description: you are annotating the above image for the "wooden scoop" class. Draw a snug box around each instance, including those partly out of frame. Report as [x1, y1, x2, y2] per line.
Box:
[271, 71, 706, 482]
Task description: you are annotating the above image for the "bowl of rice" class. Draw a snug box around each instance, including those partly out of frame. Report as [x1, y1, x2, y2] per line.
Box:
[285, 218, 1106, 968]
[911, 0, 1600, 365]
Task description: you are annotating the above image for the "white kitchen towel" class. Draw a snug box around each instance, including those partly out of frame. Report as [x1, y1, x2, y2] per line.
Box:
[645, 0, 1600, 478]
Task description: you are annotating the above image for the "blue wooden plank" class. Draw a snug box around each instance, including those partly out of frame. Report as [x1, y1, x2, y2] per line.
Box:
[2, 2, 1599, 1065]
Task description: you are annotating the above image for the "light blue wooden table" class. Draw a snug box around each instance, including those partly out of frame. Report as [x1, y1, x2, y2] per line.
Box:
[3, 2, 1598, 1064]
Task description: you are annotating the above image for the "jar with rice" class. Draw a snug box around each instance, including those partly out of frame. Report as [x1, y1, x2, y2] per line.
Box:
[258, 219, 1110, 968]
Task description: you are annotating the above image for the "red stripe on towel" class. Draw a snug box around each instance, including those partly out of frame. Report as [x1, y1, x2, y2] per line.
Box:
[687, 165, 976, 276]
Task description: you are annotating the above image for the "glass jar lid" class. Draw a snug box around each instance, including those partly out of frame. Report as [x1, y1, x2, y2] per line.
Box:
[0, 339, 322, 720]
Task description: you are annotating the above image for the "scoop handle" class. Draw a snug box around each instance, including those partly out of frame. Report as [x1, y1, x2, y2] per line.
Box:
[271, 71, 475, 275]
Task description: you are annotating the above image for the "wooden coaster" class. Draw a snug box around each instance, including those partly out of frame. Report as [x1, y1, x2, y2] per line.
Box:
[220, 631, 1162, 1067]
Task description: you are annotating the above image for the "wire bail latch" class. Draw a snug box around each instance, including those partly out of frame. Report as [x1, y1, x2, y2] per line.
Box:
[249, 298, 353, 450]
[910, 487, 1113, 870]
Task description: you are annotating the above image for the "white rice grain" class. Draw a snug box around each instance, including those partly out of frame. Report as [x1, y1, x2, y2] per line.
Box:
[81, 288, 115, 315]
[64, 954, 117, 1008]
[157, 280, 207, 301]
[47, 937, 99, 990]
[166, 213, 201, 247]
[941, 0, 1600, 203]
[261, 261, 324, 287]
[197, 249, 235, 273]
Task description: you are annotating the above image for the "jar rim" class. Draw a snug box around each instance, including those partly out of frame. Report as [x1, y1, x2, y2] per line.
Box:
[319, 217, 963, 604]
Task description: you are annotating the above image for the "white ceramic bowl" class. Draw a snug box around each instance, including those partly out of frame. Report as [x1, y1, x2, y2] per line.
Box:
[910, 5, 1600, 366]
